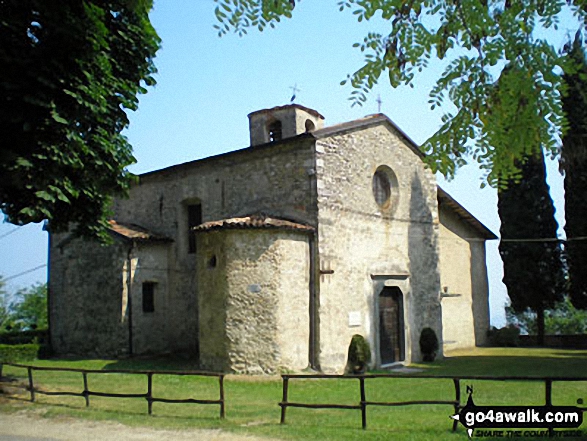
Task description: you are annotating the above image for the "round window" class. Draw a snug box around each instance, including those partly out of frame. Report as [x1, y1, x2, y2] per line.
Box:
[372, 166, 398, 210]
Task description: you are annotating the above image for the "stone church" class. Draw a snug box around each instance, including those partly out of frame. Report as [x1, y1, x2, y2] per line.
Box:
[48, 104, 496, 374]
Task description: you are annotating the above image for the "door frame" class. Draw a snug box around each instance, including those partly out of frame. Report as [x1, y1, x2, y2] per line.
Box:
[371, 274, 410, 368]
[378, 286, 405, 366]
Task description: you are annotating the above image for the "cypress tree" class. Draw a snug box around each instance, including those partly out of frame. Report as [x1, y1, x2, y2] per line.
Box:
[561, 34, 587, 310]
[498, 150, 565, 345]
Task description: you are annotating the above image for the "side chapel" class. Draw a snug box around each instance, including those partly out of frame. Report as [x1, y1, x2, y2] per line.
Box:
[48, 104, 496, 373]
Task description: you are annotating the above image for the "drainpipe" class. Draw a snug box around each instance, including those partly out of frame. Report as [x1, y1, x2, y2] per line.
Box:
[309, 233, 321, 371]
[126, 246, 134, 356]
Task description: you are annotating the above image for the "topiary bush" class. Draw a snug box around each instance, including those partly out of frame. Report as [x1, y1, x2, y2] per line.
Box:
[419, 327, 439, 362]
[345, 334, 371, 374]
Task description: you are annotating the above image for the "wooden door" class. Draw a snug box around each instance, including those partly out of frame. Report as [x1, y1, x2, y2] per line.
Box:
[378, 287, 405, 364]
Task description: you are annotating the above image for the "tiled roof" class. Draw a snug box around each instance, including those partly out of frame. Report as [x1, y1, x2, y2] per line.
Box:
[193, 213, 315, 233]
[108, 220, 172, 242]
[248, 104, 325, 120]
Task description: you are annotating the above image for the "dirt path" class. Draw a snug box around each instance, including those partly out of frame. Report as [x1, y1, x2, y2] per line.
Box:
[0, 412, 280, 441]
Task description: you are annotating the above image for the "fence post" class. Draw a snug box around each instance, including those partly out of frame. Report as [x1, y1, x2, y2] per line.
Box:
[280, 376, 289, 424]
[82, 372, 90, 407]
[545, 379, 554, 437]
[359, 376, 367, 430]
[27, 366, 35, 402]
[545, 379, 552, 406]
[219, 375, 225, 419]
[147, 372, 153, 415]
[452, 378, 460, 432]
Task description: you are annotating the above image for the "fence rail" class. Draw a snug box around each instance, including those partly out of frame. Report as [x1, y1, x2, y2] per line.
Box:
[279, 373, 587, 430]
[0, 362, 225, 418]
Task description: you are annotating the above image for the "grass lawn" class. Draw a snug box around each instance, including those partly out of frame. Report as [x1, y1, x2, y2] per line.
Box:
[1, 347, 587, 440]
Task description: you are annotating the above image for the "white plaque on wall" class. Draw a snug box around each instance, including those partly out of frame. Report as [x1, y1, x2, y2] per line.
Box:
[348, 311, 361, 327]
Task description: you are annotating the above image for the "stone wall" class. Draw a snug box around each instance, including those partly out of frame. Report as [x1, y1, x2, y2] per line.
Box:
[128, 242, 174, 355]
[438, 205, 490, 349]
[314, 123, 442, 371]
[197, 229, 310, 374]
[49, 138, 317, 362]
[49, 235, 130, 357]
[110, 139, 317, 359]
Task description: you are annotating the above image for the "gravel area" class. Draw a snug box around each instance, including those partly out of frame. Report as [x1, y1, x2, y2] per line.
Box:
[0, 412, 280, 441]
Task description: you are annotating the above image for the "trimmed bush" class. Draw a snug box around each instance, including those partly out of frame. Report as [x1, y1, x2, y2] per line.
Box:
[0, 343, 40, 364]
[0, 329, 48, 345]
[419, 327, 439, 362]
[345, 334, 371, 374]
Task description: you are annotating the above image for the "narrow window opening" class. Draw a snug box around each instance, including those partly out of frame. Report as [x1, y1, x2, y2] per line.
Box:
[305, 119, 315, 132]
[187, 203, 202, 254]
[142, 282, 155, 313]
[268, 120, 282, 142]
[372, 169, 391, 208]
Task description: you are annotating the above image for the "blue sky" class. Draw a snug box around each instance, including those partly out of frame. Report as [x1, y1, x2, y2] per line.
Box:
[0, 1, 576, 325]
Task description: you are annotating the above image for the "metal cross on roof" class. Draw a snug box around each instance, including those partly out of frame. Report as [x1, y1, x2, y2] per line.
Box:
[290, 84, 301, 103]
[376, 94, 382, 113]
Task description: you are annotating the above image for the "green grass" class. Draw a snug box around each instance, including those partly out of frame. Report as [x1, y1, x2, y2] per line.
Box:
[1, 348, 587, 440]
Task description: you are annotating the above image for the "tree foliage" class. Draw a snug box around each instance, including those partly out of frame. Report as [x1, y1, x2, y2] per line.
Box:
[507, 296, 587, 335]
[10, 283, 48, 330]
[0, 281, 47, 331]
[561, 34, 587, 309]
[0, 0, 160, 239]
[498, 150, 565, 344]
[0, 277, 9, 329]
[213, 0, 587, 185]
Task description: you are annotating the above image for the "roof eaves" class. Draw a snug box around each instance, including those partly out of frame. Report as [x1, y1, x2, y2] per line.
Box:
[193, 214, 315, 234]
[313, 113, 425, 159]
[139, 133, 316, 181]
[248, 104, 325, 120]
[107, 220, 173, 243]
[437, 187, 497, 240]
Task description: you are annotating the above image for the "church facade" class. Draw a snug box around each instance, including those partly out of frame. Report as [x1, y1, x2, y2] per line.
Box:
[48, 104, 496, 373]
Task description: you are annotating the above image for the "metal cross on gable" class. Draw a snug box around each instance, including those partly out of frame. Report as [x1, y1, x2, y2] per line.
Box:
[376, 94, 382, 113]
[290, 84, 301, 103]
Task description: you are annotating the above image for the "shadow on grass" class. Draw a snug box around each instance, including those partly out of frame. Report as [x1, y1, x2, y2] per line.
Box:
[413, 348, 587, 378]
[101, 355, 200, 372]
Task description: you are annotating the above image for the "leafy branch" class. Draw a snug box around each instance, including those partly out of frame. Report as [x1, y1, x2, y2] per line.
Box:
[213, 0, 587, 185]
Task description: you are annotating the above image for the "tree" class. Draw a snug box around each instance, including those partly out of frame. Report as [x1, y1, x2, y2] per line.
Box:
[213, 0, 586, 185]
[0, 276, 10, 330]
[498, 150, 565, 345]
[561, 34, 587, 309]
[10, 283, 48, 330]
[0, 0, 160, 239]
[507, 296, 587, 335]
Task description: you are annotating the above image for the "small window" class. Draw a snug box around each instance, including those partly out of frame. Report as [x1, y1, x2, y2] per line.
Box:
[142, 282, 155, 313]
[305, 119, 315, 132]
[268, 120, 282, 142]
[187, 203, 202, 254]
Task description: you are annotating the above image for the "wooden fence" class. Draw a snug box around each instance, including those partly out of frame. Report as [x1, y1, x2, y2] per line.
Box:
[0, 362, 225, 418]
[279, 373, 587, 430]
